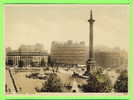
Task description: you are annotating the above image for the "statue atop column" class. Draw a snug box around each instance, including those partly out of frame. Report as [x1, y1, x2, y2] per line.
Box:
[85, 10, 96, 75]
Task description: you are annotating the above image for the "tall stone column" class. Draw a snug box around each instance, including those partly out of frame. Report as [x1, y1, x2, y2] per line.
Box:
[86, 10, 96, 73]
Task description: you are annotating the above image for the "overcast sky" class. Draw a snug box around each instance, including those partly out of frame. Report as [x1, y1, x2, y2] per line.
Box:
[4, 4, 129, 52]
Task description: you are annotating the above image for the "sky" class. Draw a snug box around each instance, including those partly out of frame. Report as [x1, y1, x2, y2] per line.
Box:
[4, 4, 129, 52]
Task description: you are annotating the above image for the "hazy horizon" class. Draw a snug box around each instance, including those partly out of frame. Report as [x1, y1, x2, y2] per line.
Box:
[4, 4, 129, 52]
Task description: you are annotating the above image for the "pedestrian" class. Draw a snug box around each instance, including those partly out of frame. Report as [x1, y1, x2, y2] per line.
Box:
[8, 88, 11, 92]
[19, 87, 22, 92]
[5, 84, 8, 92]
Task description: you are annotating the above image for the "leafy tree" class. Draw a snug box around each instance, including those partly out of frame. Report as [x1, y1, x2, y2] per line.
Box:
[47, 56, 51, 66]
[41, 58, 46, 67]
[18, 60, 24, 67]
[40, 73, 63, 92]
[82, 68, 112, 92]
[7, 60, 13, 66]
[114, 70, 128, 92]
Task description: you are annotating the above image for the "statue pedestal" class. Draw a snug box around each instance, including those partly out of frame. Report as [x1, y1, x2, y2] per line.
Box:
[84, 58, 96, 75]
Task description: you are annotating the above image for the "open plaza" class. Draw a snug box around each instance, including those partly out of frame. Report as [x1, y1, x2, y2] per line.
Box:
[5, 7, 128, 94]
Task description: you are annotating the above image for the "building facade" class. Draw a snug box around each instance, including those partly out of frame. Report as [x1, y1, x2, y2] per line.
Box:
[6, 51, 48, 67]
[95, 49, 128, 68]
[51, 40, 88, 65]
[51, 40, 128, 67]
[6, 44, 48, 67]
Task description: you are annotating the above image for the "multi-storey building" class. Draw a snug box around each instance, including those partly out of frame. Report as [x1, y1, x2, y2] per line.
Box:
[51, 41, 128, 68]
[6, 44, 48, 67]
[95, 49, 128, 68]
[6, 51, 48, 67]
[51, 40, 88, 65]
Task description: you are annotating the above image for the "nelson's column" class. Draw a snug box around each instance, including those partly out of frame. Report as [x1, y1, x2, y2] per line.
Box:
[85, 10, 96, 75]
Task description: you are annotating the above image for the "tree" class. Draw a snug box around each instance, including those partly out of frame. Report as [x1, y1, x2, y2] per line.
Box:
[40, 73, 63, 92]
[18, 60, 24, 67]
[47, 56, 51, 66]
[114, 70, 128, 92]
[41, 58, 46, 67]
[7, 60, 13, 66]
[82, 69, 112, 92]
